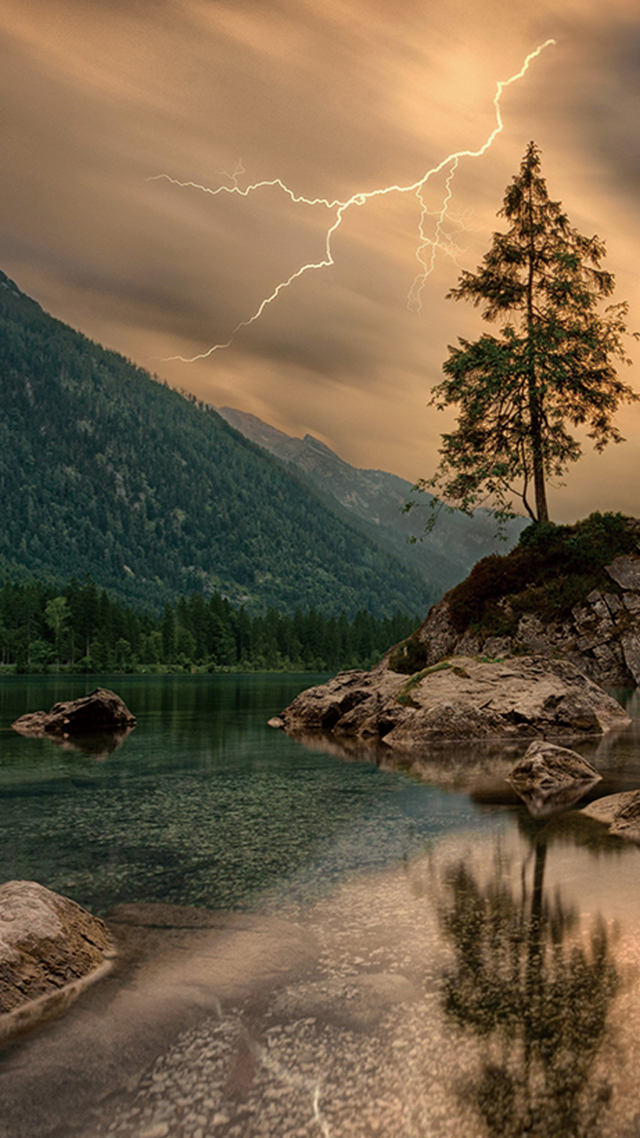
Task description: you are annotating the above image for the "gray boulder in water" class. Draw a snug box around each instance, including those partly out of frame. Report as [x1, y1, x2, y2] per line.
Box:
[507, 739, 602, 818]
[11, 687, 136, 737]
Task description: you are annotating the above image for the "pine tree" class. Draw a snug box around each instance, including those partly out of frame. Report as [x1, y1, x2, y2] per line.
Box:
[418, 142, 638, 525]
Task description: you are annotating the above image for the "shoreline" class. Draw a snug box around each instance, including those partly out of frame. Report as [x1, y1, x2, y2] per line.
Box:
[0, 904, 319, 1138]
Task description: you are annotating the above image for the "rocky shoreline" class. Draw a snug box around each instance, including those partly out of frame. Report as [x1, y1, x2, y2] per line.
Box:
[271, 544, 640, 750]
[392, 551, 640, 688]
[270, 655, 631, 749]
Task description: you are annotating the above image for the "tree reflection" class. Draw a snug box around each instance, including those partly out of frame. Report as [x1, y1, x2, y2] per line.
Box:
[439, 839, 619, 1137]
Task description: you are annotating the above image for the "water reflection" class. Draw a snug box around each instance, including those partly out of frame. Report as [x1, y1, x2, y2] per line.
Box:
[439, 836, 619, 1137]
[0, 675, 497, 917]
[509, 778, 599, 818]
[26, 726, 134, 761]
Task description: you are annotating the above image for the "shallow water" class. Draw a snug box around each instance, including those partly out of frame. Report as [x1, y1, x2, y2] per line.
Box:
[2, 674, 640, 1138]
[0, 674, 495, 915]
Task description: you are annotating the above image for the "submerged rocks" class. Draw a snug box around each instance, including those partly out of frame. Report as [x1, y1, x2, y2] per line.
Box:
[271, 972, 418, 1031]
[272, 656, 631, 749]
[0, 881, 113, 1037]
[12, 687, 136, 738]
[507, 740, 602, 818]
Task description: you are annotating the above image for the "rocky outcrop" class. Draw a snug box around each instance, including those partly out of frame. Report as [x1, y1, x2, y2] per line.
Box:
[272, 656, 631, 749]
[0, 881, 113, 1038]
[12, 688, 136, 738]
[507, 740, 602, 818]
[390, 553, 640, 687]
[268, 667, 406, 735]
[582, 790, 640, 841]
[606, 556, 640, 591]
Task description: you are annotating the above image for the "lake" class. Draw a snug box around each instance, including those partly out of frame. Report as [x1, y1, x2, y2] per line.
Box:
[0, 674, 497, 916]
[2, 674, 640, 1138]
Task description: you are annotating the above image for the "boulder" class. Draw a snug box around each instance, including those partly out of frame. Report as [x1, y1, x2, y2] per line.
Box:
[507, 740, 601, 818]
[272, 656, 631, 749]
[582, 790, 640, 841]
[508, 740, 601, 791]
[11, 688, 136, 738]
[0, 881, 113, 1036]
[273, 668, 406, 736]
[605, 555, 640, 591]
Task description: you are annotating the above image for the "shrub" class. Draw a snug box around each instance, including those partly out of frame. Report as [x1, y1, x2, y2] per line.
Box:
[444, 512, 636, 636]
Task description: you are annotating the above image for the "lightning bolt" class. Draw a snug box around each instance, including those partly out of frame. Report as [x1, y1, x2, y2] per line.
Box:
[408, 157, 460, 313]
[149, 39, 555, 363]
[219, 158, 246, 188]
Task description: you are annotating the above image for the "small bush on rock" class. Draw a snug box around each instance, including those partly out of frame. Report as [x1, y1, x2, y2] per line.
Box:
[447, 512, 637, 635]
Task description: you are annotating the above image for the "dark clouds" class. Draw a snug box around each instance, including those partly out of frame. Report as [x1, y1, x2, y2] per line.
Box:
[1, 0, 640, 520]
[577, 27, 640, 188]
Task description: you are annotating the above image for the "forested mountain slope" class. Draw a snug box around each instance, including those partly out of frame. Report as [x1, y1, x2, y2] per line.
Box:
[218, 407, 525, 595]
[0, 271, 430, 616]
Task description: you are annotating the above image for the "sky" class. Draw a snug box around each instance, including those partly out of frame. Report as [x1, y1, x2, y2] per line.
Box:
[2, 0, 640, 523]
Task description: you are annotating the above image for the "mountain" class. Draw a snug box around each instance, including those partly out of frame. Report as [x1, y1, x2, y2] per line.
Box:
[0, 270, 432, 617]
[218, 407, 525, 595]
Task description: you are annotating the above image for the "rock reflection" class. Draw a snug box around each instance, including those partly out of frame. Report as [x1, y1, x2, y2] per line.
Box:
[42, 726, 134, 760]
[289, 729, 523, 788]
[510, 778, 600, 819]
[439, 838, 619, 1137]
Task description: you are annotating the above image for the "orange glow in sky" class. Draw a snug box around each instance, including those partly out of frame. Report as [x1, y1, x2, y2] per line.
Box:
[2, 0, 639, 520]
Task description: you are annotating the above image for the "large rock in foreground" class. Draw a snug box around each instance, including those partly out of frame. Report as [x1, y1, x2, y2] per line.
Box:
[12, 687, 136, 738]
[272, 656, 631, 749]
[0, 881, 113, 1038]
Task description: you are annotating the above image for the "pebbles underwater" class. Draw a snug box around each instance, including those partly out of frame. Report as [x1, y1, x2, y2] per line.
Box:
[61, 825, 640, 1138]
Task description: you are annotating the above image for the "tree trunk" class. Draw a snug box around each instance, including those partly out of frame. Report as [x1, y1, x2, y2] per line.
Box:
[527, 382, 549, 523]
[526, 178, 550, 524]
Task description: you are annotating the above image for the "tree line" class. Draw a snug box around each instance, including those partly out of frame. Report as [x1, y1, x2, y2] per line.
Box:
[0, 576, 419, 673]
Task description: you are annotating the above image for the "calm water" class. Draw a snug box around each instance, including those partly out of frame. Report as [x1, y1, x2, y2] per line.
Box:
[0, 674, 495, 916]
[4, 675, 640, 1138]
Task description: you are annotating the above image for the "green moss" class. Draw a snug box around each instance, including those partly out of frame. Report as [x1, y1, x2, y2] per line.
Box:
[396, 660, 451, 704]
